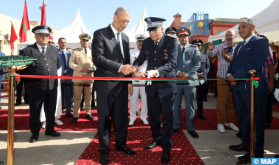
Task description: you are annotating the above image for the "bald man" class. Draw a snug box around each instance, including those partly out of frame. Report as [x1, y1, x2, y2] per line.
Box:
[207, 30, 239, 133]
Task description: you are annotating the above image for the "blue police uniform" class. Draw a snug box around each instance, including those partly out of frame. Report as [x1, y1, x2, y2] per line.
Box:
[133, 18, 178, 153]
[174, 43, 200, 131]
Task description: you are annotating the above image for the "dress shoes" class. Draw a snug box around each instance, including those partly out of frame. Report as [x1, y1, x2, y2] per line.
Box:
[29, 132, 39, 143]
[173, 129, 180, 135]
[204, 98, 208, 102]
[275, 155, 279, 158]
[100, 154, 109, 165]
[45, 129, 61, 137]
[86, 114, 94, 121]
[238, 153, 250, 162]
[161, 152, 170, 164]
[91, 105, 97, 109]
[15, 102, 21, 106]
[188, 130, 199, 138]
[72, 117, 78, 124]
[115, 145, 136, 155]
[229, 144, 249, 152]
[66, 113, 73, 118]
[144, 141, 161, 150]
[198, 114, 207, 120]
[236, 131, 242, 138]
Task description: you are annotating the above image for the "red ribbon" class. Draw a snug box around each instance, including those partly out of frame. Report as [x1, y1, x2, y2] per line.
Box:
[11, 70, 20, 82]
[245, 77, 259, 90]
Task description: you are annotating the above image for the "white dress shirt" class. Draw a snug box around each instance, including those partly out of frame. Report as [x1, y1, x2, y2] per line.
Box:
[36, 43, 47, 54]
[110, 24, 124, 57]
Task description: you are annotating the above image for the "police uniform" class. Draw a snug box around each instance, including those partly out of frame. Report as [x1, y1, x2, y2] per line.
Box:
[69, 34, 96, 123]
[133, 17, 178, 164]
[192, 39, 210, 119]
[19, 26, 62, 142]
[173, 27, 201, 137]
[165, 27, 177, 36]
[129, 34, 148, 125]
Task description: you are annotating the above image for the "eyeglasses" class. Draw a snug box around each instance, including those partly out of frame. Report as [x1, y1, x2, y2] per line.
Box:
[38, 34, 50, 38]
[225, 34, 233, 37]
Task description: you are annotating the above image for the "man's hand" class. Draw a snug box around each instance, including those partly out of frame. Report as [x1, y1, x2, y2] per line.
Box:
[120, 65, 134, 76]
[61, 79, 67, 82]
[208, 42, 215, 50]
[222, 47, 230, 57]
[82, 67, 93, 74]
[178, 71, 188, 78]
[16, 65, 27, 71]
[227, 75, 237, 86]
[128, 83, 133, 94]
[198, 73, 204, 78]
[147, 70, 158, 78]
[274, 88, 279, 102]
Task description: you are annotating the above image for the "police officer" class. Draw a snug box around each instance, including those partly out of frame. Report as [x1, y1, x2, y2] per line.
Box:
[165, 27, 177, 36]
[192, 39, 210, 120]
[173, 27, 200, 139]
[69, 33, 96, 124]
[19, 25, 62, 143]
[133, 17, 178, 164]
[129, 34, 148, 125]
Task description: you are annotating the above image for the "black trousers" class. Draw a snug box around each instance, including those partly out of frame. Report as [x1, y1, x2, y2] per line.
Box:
[196, 85, 207, 115]
[97, 84, 128, 154]
[29, 89, 57, 132]
[147, 87, 174, 152]
[16, 79, 28, 103]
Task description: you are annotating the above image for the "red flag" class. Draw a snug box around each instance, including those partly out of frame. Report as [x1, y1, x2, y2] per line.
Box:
[41, 0, 46, 26]
[19, 0, 30, 43]
[10, 21, 18, 55]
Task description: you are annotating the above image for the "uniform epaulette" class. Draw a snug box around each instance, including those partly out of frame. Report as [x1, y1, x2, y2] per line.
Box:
[19, 45, 29, 51]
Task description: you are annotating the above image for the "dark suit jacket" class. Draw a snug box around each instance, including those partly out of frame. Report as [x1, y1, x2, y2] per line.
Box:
[58, 49, 73, 84]
[227, 35, 269, 93]
[92, 25, 131, 94]
[133, 34, 178, 98]
[19, 43, 61, 91]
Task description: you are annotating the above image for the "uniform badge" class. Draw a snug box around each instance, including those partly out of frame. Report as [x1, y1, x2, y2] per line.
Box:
[134, 56, 137, 60]
[145, 51, 149, 60]
[147, 18, 151, 23]
[189, 54, 193, 59]
[164, 54, 168, 60]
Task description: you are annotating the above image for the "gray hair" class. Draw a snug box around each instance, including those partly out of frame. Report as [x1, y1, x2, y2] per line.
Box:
[241, 19, 255, 26]
[114, 7, 130, 16]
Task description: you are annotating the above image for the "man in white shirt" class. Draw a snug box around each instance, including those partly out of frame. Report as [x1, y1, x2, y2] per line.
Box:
[129, 34, 148, 125]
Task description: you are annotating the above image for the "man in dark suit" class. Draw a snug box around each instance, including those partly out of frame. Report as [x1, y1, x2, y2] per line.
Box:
[58, 37, 74, 118]
[92, 7, 135, 165]
[19, 26, 62, 143]
[133, 17, 178, 164]
[227, 19, 269, 161]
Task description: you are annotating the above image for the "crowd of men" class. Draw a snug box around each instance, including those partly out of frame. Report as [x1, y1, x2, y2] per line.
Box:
[2, 6, 277, 165]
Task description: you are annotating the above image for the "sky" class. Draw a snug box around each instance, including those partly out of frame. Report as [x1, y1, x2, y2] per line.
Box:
[0, 0, 274, 35]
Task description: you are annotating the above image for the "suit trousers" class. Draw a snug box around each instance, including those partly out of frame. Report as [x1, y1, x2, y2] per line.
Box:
[16, 79, 28, 103]
[174, 86, 196, 131]
[147, 86, 174, 152]
[216, 77, 235, 124]
[29, 89, 57, 132]
[61, 83, 73, 114]
[73, 82, 92, 117]
[196, 85, 207, 115]
[130, 85, 148, 120]
[233, 88, 265, 157]
[97, 83, 128, 154]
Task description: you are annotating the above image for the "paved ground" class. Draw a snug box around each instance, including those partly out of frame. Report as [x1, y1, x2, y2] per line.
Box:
[0, 93, 278, 165]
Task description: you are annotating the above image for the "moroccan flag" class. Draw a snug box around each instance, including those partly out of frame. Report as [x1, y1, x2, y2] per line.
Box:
[10, 21, 18, 55]
[41, 0, 46, 26]
[19, 0, 30, 43]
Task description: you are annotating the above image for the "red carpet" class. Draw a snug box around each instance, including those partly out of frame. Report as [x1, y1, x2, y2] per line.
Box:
[75, 126, 204, 165]
[1, 109, 279, 131]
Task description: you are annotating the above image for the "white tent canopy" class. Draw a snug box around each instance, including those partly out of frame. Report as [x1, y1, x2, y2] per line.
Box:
[17, 9, 90, 52]
[125, 6, 149, 48]
[208, 0, 279, 43]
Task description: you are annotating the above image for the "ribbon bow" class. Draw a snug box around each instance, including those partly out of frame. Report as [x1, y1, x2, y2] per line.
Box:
[245, 77, 259, 90]
[10, 70, 21, 83]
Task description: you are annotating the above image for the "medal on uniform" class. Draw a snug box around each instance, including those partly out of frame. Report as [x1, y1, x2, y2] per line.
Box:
[145, 51, 149, 60]
[134, 56, 137, 60]
[189, 54, 192, 59]
[164, 54, 168, 60]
